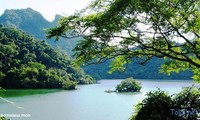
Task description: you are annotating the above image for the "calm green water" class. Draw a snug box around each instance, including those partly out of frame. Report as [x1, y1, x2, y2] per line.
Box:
[0, 89, 61, 98]
[0, 80, 199, 120]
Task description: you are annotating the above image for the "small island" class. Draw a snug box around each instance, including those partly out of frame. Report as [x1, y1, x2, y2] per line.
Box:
[116, 78, 142, 92]
[104, 78, 142, 93]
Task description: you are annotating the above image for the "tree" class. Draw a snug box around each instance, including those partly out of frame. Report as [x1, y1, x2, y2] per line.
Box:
[0, 116, 6, 120]
[116, 77, 141, 92]
[47, 0, 200, 81]
[130, 87, 200, 120]
[130, 89, 172, 120]
[62, 80, 77, 90]
[0, 27, 95, 89]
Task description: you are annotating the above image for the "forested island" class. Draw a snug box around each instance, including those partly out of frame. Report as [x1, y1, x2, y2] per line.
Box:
[0, 27, 95, 89]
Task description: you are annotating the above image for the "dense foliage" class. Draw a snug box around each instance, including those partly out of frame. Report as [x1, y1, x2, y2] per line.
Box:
[0, 27, 95, 89]
[0, 116, 6, 120]
[116, 78, 141, 92]
[83, 58, 192, 80]
[47, 0, 200, 82]
[0, 8, 194, 80]
[130, 87, 200, 120]
[62, 80, 77, 90]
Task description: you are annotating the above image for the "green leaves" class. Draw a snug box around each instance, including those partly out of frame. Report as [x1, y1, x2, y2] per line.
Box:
[47, 0, 200, 81]
[0, 116, 6, 120]
[160, 60, 190, 75]
[160, 59, 200, 82]
[109, 56, 128, 74]
[62, 80, 77, 90]
[192, 69, 200, 82]
[131, 87, 200, 120]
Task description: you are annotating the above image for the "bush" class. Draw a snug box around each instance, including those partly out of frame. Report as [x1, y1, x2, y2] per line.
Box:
[62, 80, 77, 90]
[0, 72, 5, 81]
[130, 87, 200, 120]
[172, 87, 200, 120]
[130, 89, 172, 120]
[79, 75, 96, 84]
[0, 116, 6, 120]
[116, 77, 142, 92]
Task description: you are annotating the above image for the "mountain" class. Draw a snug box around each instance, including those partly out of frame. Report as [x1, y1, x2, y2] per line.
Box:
[0, 8, 193, 80]
[0, 8, 78, 55]
[0, 8, 51, 39]
[83, 58, 192, 80]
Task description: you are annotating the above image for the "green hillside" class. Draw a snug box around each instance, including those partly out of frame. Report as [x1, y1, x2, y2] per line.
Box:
[0, 27, 94, 89]
[83, 58, 192, 80]
[0, 8, 78, 55]
[0, 8, 193, 80]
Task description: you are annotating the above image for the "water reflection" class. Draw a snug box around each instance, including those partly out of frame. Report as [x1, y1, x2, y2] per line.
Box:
[0, 89, 61, 98]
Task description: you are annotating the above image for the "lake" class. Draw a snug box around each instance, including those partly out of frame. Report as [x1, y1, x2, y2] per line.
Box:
[0, 80, 199, 120]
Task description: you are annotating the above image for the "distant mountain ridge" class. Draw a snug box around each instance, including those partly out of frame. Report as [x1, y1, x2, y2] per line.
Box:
[0, 8, 193, 80]
[0, 8, 78, 55]
[0, 8, 51, 39]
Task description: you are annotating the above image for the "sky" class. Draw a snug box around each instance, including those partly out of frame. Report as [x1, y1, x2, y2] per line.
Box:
[0, 0, 93, 21]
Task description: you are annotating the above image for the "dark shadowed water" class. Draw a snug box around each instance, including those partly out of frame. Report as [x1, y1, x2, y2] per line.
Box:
[0, 80, 199, 120]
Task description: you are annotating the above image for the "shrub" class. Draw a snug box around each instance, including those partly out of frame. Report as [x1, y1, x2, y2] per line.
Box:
[0, 72, 5, 81]
[130, 89, 172, 120]
[0, 116, 6, 120]
[79, 75, 96, 84]
[130, 87, 200, 120]
[172, 87, 200, 120]
[116, 77, 142, 92]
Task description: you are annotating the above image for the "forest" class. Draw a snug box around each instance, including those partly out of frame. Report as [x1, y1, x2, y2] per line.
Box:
[0, 27, 95, 89]
[0, 8, 193, 80]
